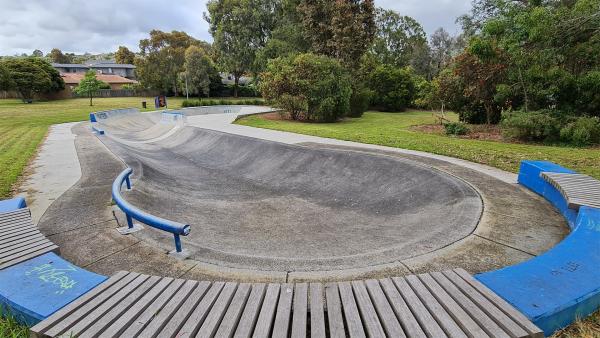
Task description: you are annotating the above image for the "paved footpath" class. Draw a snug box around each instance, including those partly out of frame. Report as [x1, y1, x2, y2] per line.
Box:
[186, 112, 518, 184]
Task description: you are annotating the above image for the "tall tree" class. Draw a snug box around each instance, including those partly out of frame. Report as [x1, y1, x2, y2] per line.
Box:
[73, 70, 107, 106]
[32, 49, 43, 57]
[0, 62, 15, 91]
[135, 30, 205, 94]
[206, 0, 277, 96]
[298, 0, 376, 69]
[182, 46, 216, 98]
[48, 48, 72, 64]
[115, 46, 135, 64]
[371, 8, 427, 68]
[2, 58, 64, 100]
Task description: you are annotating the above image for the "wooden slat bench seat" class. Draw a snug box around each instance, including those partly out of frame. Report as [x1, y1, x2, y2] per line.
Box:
[0, 208, 59, 270]
[31, 269, 542, 338]
[541, 172, 600, 210]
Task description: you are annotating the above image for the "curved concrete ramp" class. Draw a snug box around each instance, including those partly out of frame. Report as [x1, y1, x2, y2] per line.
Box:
[95, 108, 482, 272]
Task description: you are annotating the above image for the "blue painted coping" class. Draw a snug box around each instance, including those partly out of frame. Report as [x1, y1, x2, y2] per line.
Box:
[477, 161, 600, 336]
[0, 197, 26, 213]
[0, 252, 106, 326]
[91, 124, 105, 135]
[89, 112, 97, 122]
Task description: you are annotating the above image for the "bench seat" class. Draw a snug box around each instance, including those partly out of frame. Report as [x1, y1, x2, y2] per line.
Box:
[541, 172, 600, 210]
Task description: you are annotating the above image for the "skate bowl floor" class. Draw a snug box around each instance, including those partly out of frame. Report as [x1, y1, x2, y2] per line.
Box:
[93, 107, 483, 273]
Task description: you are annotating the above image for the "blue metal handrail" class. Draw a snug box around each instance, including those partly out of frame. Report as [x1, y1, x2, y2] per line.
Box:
[112, 168, 190, 252]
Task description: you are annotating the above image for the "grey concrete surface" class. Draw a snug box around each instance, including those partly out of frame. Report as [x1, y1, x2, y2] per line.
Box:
[34, 108, 569, 282]
[16, 122, 82, 224]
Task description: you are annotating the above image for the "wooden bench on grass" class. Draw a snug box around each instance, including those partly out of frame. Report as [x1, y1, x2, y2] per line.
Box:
[31, 269, 542, 338]
[0, 208, 59, 270]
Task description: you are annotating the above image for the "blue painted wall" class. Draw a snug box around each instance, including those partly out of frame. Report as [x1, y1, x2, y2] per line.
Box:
[0, 197, 26, 213]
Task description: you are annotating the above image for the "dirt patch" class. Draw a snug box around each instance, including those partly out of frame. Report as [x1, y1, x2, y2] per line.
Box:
[411, 123, 505, 142]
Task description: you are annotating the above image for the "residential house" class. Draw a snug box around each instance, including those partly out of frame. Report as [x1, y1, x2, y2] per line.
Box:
[87, 61, 136, 79]
[51, 63, 90, 73]
[61, 73, 137, 91]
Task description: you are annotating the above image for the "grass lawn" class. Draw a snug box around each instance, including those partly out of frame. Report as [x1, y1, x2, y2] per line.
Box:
[236, 111, 600, 179]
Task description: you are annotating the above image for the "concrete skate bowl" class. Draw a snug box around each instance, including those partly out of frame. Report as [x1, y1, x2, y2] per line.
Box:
[94, 107, 483, 273]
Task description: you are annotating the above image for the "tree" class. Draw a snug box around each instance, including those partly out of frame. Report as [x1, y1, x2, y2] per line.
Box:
[429, 28, 455, 78]
[371, 9, 427, 68]
[182, 46, 216, 98]
[32, 50, 43, 57]
[206, 0, 276, 97]
[2, 58, 64, 100]
[73, 71, 107, 106]
[368, 64, 416, 112]
[298, 0, 376, 70]
[0, 62, 15, 91]
[260, 53, 351, 122]
[48, 48, 72, 64]
[115, 46, 135, 64]
[135, 30, 205, 94]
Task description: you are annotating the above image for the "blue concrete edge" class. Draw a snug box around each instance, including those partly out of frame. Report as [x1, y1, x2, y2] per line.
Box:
[0, 197, 27, 213]
[477, 160, 600, 336]
[0, 253, 107, 326]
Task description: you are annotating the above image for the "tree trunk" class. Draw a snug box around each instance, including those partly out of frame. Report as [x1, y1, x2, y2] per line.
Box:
[517, 65, 528, 112]
[89, 92, 93, 106]
[234, 75, 240, 98]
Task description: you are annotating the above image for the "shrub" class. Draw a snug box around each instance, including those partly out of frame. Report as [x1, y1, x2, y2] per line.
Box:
[560, 117, 600, 146]
[444, 122, 469, 136]
[501, 110, 561, 142]
[181, 98, 266, 108]
[260, 53, 352, 122]
[348, 86, 372, 118]
[576, 71, 600, 117]
[368, 65, 416, 112]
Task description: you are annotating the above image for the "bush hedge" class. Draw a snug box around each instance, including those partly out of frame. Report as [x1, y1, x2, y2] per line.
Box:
[181, 98, 265, 108]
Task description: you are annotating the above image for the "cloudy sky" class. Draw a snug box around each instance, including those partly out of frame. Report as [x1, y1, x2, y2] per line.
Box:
[0, 0, 471, 56]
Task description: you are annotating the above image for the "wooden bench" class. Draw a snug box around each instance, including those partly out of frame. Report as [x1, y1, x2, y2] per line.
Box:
[31, 269, 542, 338]
[0, 208, 59, 270]
[541, 172, 600, 210]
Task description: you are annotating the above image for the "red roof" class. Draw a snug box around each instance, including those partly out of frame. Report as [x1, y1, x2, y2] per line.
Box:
[61, 73, 137, 85]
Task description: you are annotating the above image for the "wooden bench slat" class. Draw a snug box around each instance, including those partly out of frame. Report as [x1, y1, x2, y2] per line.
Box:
[325, 283, 346, 338]
[137, 280, 200, 338]
[0, 233, 47, 253]
[78, 275, 162, 337]
[338, 281, 366, 338]
[120, 278, 187, 337]
[392, 277, 446, 338]
[405, 274, 467, 338]
[379, 278, 426, 338]
[442, 270, 528, 338]
[0, 244, 59, 270]
[272, 283, 293, 337]
[214, 283, 252, 338]
[233, 283, 266, 338]
[418, 273, 487, 338]
[351, 280, 386, 338]
[101, 276, 175, 338]
[0, 219, 34, 230]
[31, 271, 130, 337]
[158, 281, 213, 337]
[291, 283, 308, 338]
[175, 281, 226, 337]
[364, 279, 406, 338]
[0, 239, 55, 259]
[0, 227, 37, 239]
[55, 273, 150, 337]
[0, 230, 43, 246]
[251, 283, 280, 338]
[431, 272, 510, 338]
[453, 269, 543, 338]
[195, 282, 239, 338]
[309, 283, 326, 338]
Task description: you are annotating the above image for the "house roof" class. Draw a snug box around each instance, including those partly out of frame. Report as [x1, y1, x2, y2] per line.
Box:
[61, 73, 138, 85]
[51, 63, 89, 69]
[87, 62, 136, 69]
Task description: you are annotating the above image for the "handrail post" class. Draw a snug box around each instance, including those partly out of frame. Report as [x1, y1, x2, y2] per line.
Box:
[126, 213, 134, 229]
[174, 234, 182, 253]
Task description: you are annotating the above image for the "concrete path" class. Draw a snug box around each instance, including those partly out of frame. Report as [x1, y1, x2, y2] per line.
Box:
[186, 112, 518, 184]
[17, 122, 82, 224]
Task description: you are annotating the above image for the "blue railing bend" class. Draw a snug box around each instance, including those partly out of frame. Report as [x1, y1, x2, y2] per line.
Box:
[112, 168, 191, 252]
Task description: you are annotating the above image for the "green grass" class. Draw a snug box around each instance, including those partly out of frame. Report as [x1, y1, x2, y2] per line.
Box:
[0, 312, 28, 338]
[236, 111, 600, 179]
[0, 96, 254, 199]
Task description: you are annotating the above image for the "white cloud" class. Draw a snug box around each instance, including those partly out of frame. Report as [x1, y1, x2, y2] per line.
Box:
[0, 0, 471, 56]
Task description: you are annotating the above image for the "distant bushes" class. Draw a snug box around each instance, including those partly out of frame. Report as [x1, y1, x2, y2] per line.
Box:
[181, 98, 265, 108]
[368, 65, 416, 112]
[501, 110, 600, 146]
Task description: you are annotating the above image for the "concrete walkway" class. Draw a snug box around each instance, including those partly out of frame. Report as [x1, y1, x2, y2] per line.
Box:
[186, 112, 518, 184]
[17, 122, 81, 224]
